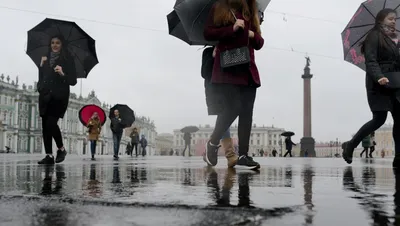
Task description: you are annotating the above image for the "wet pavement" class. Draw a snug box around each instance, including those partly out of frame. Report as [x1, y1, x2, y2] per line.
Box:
[0, 154, 398, 226]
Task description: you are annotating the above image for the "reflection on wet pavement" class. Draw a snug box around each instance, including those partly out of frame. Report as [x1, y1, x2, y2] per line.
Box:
[0, 155, 398, 225]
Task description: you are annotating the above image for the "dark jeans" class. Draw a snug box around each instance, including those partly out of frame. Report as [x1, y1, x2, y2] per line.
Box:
[183, 143, 190, 156]
[349, 101, 400, 156]
[42, 115, 63, 154]
[90, 140, 97, 156]
[113, 133, 122, 156]
[360, 147, 369, 157]
[132, 143, 138, 156]
[210, 84, 256, 156]
[141, 146, 146, 156]
[284, 150, 292, 157]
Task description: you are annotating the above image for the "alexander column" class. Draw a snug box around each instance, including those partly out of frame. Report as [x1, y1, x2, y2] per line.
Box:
[300, 56, 316, 157]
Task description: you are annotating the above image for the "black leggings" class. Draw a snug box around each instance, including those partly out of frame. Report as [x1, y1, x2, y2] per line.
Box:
[350, 102, 400, 156]
[210, 84, 256, 156]
[42, 115, 63, 154]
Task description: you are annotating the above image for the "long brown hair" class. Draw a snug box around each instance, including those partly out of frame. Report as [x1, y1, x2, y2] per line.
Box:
[213, 0, 261, 34]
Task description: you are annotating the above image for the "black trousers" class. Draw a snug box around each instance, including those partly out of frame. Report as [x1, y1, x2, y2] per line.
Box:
[131, 143, 138, 156]
[284, 150, 292, 157]
[350, 100, 400, 156]
[210, 84, 257, 156]
[183, 143, 190, 156]
[42, 115, 63, 154]
[360, 147, 369, 157]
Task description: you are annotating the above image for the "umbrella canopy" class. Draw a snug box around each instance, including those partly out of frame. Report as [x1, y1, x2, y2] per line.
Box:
[167, 10, 209, 45]
[181, 126, 199, 133]
[281, 131, 295, 137]
[27, 18, 99, 79]
[109, 104, 135, 128]
[173, 0, 271, 44]
[79, 104, 106, 126]
[342, 0, 400, 70]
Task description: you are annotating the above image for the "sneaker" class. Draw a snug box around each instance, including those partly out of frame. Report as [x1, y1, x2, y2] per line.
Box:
[235, 155, 260, 170]
[55, 149, 67, 163]
[113, 155, 119, 160]
[38, 155, 55, 165]
[204, 140, 220, 166]
[342, 141, 354, 164]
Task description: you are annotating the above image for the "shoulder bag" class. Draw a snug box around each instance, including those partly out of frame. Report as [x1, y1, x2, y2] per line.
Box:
[220, 10, 251, 69]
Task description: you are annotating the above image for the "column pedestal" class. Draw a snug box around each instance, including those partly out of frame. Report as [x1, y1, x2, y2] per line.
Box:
[300, 137, 315, 157]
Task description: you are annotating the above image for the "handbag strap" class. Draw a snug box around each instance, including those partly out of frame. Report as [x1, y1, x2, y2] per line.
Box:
[230, 10, 250, 46]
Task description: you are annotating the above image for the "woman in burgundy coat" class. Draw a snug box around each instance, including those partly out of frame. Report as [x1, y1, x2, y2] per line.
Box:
[203, 0, 264, 170]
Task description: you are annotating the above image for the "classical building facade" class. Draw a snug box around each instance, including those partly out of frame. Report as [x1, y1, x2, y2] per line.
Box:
[0, 75, 156, 155]
[155, 133, 173, 155]
[374, 124, 394, 157]
[172, 124, 285, 156]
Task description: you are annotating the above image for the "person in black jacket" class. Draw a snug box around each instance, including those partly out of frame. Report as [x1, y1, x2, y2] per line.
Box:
[284, 137, 296, 157]
[139, 135, 148, 156]
[110, 109, 124, 160]
[182, 132, 191, 156]
[37, 35, 77, 165]
[342, 8, 400, 167]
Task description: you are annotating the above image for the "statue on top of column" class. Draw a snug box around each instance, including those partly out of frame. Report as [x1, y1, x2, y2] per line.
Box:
[305, 56, 311, 68]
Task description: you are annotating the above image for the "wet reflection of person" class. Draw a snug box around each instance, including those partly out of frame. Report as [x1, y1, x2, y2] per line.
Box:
[343, 167, 389, 225]
[302, 166, 314, 225]
[205, 167, 236, 207]
[40, 165, 65, 196]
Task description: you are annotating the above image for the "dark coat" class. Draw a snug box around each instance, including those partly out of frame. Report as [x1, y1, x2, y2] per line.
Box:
[130, 131, 140, 144]
[140, 137, 148, 148]
[37, 54, 77, 118]
[285, 138, 296, 151]
[203, 4, 264, 87]
[364, 29, 400, 112]
[202, 47, 224, 115]
[110, 117, 124, 134]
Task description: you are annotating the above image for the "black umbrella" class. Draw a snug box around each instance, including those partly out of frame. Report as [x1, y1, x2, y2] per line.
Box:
[27, 18, 99, 79]
[173, 0, 271, 44]
[109, 104, 135, 128]
[342, 0, 400, 70]
[167, 10, 207, 45]
[281, 131, 295, 137]
[181, 126, 199, 133]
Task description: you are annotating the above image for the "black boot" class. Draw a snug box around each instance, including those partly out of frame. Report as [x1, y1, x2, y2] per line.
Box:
[342, 141, 354, 164]
[38, 155, 55, 165]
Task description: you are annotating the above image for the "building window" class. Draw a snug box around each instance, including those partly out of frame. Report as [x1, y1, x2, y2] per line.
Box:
[257, 140, 260, 145]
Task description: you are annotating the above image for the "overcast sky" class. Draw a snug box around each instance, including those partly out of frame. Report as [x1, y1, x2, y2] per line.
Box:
[0, 0, 390, 142]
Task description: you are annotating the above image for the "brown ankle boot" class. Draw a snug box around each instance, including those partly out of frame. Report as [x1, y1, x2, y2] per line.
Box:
[221, 138, 238, 167]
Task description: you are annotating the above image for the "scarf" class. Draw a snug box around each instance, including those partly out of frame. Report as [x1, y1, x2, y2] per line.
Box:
[381, 24, 398, 44]
[49, 51, 60, 67]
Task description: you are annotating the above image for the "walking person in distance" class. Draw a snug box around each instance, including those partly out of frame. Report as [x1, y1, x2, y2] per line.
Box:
[110, 109, 124, 160]
[87, 112, 102, 160]
[129, 127, 140, 157]
[37, 35, 77, 165]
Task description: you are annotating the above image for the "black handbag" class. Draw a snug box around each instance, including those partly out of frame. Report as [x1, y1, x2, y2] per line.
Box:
[220, 10, 250, 69]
